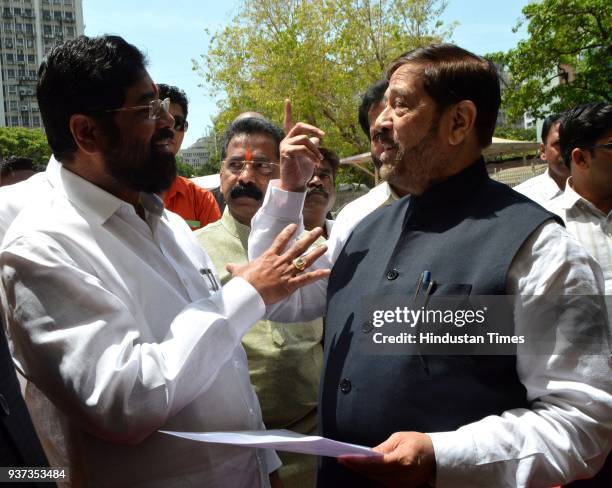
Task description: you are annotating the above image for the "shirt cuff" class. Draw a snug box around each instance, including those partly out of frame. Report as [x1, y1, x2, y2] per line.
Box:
[210, 276, 266, 340]
[262, 180, 306, 221]
[428, 430, 479, 486]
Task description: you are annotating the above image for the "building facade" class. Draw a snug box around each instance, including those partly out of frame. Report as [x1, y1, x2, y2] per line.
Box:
[180, 134, 217, 172]
[0, 0, 83, 129]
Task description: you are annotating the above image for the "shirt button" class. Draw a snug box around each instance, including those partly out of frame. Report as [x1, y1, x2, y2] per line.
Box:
[387, 269, 399, 280]
[0, 394, 9, 416]
[362, 320, 373, 333]
[339, 378, 352, 394]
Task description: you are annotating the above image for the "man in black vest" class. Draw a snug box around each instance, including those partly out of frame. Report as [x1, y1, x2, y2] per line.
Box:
[248, 44, 611, 487]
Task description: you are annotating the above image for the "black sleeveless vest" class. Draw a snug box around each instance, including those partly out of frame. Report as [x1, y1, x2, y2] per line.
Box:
[317, 159, 562, 487]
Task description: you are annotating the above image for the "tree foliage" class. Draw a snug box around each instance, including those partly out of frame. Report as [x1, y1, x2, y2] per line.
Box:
[0, 127, 51, 170]
[196, 0, 456, 164]
[490, 0, 611, 121]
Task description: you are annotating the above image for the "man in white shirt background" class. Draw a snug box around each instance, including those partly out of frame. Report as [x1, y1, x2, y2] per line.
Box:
[514, 112, 569, 206]
[331, 79, 402, 243]
[548, 102, 611, 295]
[0, 34, 328, 487]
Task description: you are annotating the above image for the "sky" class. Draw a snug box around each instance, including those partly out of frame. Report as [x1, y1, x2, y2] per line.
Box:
[83, 0, 530, 148]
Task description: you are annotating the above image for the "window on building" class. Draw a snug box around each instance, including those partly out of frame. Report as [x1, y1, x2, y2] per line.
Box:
[5, 53, 14, 63]
[33, 115, 40, 126]
[28, 69, 36, 77]
[53, 10, 61, 20]
[16, 37, 24, 47]
[11, 116, 19, 126]
[16, 53, 24, 63]
[7, 85, 16, 95]
[24, 9, 33, 17]
[3, 8, 11, 16]
[4, 23, 14, 32]
[42, 9, 51, 19]
[64, 0, 73, 5]
[26, 38, 33, 48]
[66, 25, 74, 36]
[65, 11, 73, 20]
[53, 25, 62, 35]
[22, 116, 30, 127]
[27, 54, 34, 63]
[25, 23, 32, 33]
[6, 69, 15, 79]
[9, 100, 18, 110]
[43, 24, 52, 35]
[13, 8, 22, 16]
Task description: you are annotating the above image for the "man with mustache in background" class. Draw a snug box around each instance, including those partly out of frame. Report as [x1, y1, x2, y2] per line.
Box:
[196, 116, 332, 487]
[302, 147, 338, 238]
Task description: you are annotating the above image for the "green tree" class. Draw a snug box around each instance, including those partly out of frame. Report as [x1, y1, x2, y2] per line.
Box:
[196, 0, 455, 170]
[0, 127, 51, 170]
[490, 0, 611, 121]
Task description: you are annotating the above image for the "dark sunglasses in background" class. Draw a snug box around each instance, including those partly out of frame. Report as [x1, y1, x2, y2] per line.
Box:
[173, 115, 189, 132]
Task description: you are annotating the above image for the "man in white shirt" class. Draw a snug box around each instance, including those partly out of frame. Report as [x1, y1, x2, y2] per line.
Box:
[0, 35, 327, 488]
[333, 79, 398, 233]
[548, 102, 612, 296]
[249, 44, 611, 487]
[514, 113, 569, 205]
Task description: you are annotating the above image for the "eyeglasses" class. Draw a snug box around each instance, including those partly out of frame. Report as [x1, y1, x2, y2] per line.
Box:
[172, 115, 189, 132]
[590, 142, 612, 151]
[105, 98, 171, 120]
[223, 159, 280, 175]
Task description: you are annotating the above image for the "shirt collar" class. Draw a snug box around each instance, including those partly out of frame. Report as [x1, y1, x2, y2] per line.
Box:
[561, 177, 608, 217]
[220, 207, 251, 248]
[540, 170, 565, 200]
[46, 155, 161, 225]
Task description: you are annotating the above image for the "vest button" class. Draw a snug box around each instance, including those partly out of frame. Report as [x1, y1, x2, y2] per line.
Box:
[339, 378, 352, 394]
[0, 393, 9, 417]
[386, 269, 399, 280]
[362, 320, 373, 333]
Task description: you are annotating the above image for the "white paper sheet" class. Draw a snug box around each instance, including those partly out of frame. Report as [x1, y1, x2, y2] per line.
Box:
[160, 429, 381, 458]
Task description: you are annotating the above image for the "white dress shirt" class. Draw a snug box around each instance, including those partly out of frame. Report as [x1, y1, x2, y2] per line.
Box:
[248, 180, 612, 487]
[546, 179, 612, 295]
[513, 169, 564, 207]
[0, 157, 60, 244]
[0, 162, 280, 487]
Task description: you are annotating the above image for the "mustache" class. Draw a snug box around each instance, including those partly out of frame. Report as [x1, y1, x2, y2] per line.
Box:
[229, 182, 263, 201]
[151, 128, 175, 144]
[306, 188, 328, 199]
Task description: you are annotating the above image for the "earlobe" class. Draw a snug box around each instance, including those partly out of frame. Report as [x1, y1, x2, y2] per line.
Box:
[69, 114, 100, 155]
[448, 101, 477, 146]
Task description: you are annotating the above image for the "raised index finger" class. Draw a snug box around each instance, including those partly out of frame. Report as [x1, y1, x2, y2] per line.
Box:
[284, 98, 293, 134]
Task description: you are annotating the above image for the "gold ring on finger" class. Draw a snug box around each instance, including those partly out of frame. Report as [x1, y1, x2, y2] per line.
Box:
[292, 256, 306, 272]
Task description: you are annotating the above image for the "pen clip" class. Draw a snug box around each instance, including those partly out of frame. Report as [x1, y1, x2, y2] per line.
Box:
[423, 280, 435, 309]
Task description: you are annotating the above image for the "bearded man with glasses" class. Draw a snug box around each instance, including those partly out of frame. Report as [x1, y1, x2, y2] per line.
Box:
[156, 83, 221, 231]
[0, 35, 328, 487]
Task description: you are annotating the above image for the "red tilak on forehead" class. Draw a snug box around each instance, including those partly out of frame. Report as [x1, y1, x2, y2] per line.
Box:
[245, 146, 253, 161]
